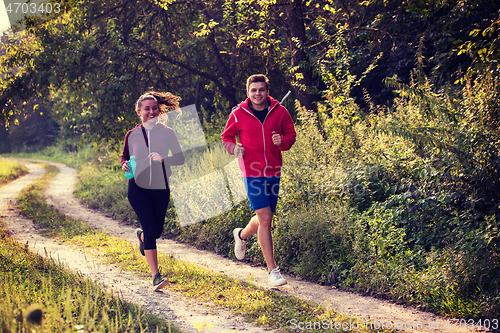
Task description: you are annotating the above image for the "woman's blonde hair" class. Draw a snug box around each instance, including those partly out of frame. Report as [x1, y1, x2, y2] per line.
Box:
[136, 91, 182, 124]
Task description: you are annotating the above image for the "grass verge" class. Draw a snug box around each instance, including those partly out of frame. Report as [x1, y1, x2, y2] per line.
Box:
[1, 163, 178, 332]
[0, 223, 176, 332]
[16, 163, 374, 332]
[0, 157, 28, 185]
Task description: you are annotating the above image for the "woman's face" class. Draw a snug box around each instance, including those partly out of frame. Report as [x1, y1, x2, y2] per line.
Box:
[136, 99, 159, 124]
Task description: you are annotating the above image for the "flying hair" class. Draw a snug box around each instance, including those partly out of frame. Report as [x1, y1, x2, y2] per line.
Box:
[136, 91, 182, 124]
[136, 91, 181, 114]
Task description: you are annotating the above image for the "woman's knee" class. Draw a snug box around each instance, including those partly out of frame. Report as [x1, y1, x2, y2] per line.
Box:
[143, 238, 157, 250]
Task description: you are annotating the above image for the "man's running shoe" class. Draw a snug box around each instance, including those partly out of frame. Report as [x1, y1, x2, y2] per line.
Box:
[268, 268, 287, 287]
[233, 228, 247, 260]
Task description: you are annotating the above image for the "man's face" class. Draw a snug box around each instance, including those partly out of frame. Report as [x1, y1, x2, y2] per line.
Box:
[247, 82, 269, 110]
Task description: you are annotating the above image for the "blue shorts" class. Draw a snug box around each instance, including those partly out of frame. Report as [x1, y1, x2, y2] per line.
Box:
[243, 177, 280, 212]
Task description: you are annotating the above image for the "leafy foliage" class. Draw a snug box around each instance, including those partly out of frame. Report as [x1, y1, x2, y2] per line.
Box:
[2, 0, 500, 321]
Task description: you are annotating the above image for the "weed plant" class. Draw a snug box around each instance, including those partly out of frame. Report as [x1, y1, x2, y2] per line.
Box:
[15, 163, 373, 333]
[0, 222, 176, 332]
[0, 157, 28, 185]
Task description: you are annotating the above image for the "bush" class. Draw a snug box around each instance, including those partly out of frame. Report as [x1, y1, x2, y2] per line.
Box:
[274, 200, 355, 284]
[54, 56, 500, 319]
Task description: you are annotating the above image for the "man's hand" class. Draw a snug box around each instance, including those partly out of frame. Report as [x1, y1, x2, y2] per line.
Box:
[272, 131, 282, 146]
[233, 143, 245, 158]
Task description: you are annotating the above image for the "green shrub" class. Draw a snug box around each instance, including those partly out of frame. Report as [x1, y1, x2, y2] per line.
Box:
[274, 200, 355, 284]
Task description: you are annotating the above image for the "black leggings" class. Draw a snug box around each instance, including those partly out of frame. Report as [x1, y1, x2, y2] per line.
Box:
[127, 180, 170, 250]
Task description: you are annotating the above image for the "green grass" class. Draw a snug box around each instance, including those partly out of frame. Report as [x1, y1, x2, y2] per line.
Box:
[0, 162, 179, 332]
[15, 163, 375, 332]
[0, 221, 178, 332]
[1, 140, 98, 169]
[0, 157, 28, 185]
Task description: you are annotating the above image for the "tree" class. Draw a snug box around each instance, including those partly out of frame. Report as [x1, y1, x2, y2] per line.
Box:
[283, 0, 318, 112]
[0, 0, 293, 140]
[3, 0, 498, 140]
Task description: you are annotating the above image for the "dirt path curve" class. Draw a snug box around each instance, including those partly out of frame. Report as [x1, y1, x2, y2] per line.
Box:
[6, 159, 481, 333]
[1, 160, 274, 333]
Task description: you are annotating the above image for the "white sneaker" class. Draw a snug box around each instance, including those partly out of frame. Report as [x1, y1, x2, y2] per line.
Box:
[233, 228, 247, 260]
[268, 268, 287, 287]
[135, 228, 145, 256]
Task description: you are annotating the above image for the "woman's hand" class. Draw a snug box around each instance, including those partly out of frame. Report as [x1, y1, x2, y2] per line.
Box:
[122, 162, 130, 171]
[149, 152, 164, 163]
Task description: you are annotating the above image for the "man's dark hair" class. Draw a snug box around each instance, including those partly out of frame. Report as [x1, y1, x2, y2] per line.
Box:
[246, 74, 269, 92]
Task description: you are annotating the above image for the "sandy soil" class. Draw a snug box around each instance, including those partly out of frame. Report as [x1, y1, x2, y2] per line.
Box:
[0, 159, 486, 333]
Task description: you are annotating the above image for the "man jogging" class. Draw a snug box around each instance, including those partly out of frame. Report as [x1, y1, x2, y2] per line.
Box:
[221, 74, 296, 287]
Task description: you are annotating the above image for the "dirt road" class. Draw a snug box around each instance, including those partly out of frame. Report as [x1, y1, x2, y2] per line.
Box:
[1, 159, 480, 333]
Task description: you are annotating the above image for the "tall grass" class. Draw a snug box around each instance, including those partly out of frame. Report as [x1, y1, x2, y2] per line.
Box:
[170, 91, 500, 319]
[0, 223, 176, 332]
[14, 163, 374, 333]
[0, 157, 28, 185]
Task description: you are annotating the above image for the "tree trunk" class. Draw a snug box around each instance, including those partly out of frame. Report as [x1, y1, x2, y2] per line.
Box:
[285, 0, 317, 112]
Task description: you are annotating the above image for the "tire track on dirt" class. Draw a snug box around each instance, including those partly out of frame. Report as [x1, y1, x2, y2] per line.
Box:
[1, 160, 275, 333]
[10, 159, 481, 333]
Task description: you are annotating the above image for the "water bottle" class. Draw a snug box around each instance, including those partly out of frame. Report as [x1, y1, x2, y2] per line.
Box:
[124, 156, 136, 179]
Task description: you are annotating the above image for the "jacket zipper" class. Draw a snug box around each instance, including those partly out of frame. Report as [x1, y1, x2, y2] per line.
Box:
[241, 102, 278, 176]
[147, 130, 152, 185]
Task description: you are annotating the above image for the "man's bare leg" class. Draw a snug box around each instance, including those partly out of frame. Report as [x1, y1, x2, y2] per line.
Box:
[240, 206, 276, 272]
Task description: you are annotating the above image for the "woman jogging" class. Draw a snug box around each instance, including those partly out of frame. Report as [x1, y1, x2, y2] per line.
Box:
[121, 91, 185, 291]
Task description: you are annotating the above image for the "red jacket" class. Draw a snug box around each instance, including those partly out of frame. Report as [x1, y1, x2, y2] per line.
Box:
[121, 123, 184, 189]
[221, 96, 296, 177]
